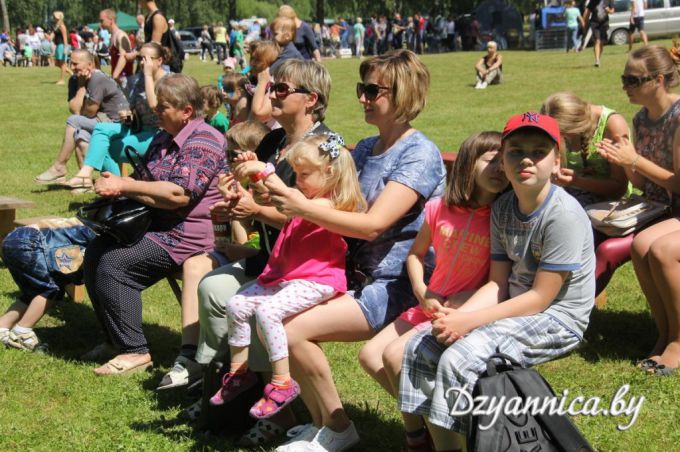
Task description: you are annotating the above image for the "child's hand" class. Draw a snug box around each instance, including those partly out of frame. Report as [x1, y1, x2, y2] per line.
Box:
[418, 290, 444, 318]
[552, 168, 575, 186]
[217, 173, 241, 200]
[233, 150, 258, 163]
[233, 160, 266, 179]
[431, 308, 479, 345]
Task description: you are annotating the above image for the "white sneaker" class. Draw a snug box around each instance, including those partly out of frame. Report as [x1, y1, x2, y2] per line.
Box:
[276, 424, 320, 452]
[479, 81, 488, 89]
[474, 82, 482, 89]
[156, 355, 203, 390]
[305, 422, 359, 452]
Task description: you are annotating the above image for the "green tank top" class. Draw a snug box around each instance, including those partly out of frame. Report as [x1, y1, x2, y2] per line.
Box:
[566, 106, 614, 179]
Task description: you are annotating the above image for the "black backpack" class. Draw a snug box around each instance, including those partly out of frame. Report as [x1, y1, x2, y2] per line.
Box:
[197, 347, 264, 434]
[468, 353, 593, 452]
[147, 10, 185, 73]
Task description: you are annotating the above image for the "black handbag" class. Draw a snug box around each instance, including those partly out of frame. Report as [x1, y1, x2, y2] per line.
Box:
[77, 147, 154, 246]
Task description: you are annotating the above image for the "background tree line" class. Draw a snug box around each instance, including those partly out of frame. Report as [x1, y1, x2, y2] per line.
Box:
[2, 0, 538, 32]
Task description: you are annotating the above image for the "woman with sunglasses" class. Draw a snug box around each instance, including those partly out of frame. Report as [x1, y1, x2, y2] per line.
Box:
[598, 45, 680, 376]
[541, 91, 630, 294]
[269, 49, 445, 451]
[193, 59, 333, 445]
[61, 42, 169, 193]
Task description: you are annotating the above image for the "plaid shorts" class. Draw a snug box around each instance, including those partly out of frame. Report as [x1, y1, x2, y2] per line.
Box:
[398, 313, 580, 431]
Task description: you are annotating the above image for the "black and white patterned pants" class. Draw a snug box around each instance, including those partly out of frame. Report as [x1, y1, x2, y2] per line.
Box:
[83, 236, 180, 354]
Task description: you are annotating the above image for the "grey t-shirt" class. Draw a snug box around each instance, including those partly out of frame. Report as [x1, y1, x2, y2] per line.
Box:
[490, 185, 595, 338]
[67, 70, 128, 121]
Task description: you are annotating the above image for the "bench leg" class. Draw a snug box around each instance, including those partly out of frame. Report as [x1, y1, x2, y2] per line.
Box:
[0, 210, 16, 237]
[66, 284, 86, 303]
[595, 290, 607, 310]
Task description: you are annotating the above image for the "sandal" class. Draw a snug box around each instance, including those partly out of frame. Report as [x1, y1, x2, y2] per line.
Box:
[636, 358, 658, 370]
[62, 176, 94, 189]
[648, 363, 677, 377]
[249, 380, 300, 419]
[94, 356, 153, 376]
[236, 419, 286, 447]
[34, 166, 66, 185]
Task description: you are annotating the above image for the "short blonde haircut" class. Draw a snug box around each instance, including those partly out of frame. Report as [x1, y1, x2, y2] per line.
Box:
[53, 11, 64, 21]
[71, 48, 94, 64]
[155, 74, 203, 118]
[287, 135, 367, 213]
[359, 49, 430, 124]
[540, 92, 595, 155]
[487, 40, 498, 50]
[278, 5, 298, 20]
[226, 120, 270, 152]
[273, 59, 331, 122]
[101, 9, 116, 21]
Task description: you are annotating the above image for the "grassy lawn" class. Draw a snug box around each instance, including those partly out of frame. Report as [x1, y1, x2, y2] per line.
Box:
[1, 42, 679, 451]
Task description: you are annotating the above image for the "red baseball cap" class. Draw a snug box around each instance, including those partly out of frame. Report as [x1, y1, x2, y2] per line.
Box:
[502, 112, 561, 147]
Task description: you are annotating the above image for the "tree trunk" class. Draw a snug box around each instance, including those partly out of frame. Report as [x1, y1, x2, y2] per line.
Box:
[316, 0, 324, 25]
[229, 0, 237, 22]
[1, 0, 9, 33]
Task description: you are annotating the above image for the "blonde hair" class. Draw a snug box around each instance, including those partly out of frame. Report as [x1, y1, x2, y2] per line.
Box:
[359, 49, 430, 124]
[271, 16, 296, 44]
[155, 74, 203, 118]
[101, 9, 116, 21]
[71, 48, 94, 63]
[628, 45, 680, 89]
[278, 5, 298, 20]
[540, 91, 595, 156]
[273, 59, 331, 122]
[286, 135, 367, 213]
[53, 11, 64, 22]
[226, 120, 270, 152]
[249, 39, 280, 67]
[487, 40, 498, 49]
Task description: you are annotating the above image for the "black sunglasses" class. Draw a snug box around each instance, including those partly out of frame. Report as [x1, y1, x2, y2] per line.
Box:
[620, 74, 655, 88]
[356, 83, 390, 101]
[272, 82, 310, 99]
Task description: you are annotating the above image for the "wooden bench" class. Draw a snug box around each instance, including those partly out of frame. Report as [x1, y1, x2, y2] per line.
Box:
[0, 196, 35, 237]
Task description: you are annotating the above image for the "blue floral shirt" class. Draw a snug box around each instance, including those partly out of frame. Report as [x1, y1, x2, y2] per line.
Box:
[351, 131, 446, 279]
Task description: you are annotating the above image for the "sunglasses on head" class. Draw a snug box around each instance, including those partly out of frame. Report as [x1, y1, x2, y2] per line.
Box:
[356, 82, 390, 101]
[620, 74, 655, 88]
[272, 82, 310, 99]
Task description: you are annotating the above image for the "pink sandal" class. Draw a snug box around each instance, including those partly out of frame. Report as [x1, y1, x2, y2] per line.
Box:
[209, 369, 258, 406]
[249, 380, 301, 419]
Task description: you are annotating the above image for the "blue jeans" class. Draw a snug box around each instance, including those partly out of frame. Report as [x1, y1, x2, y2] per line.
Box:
[1, 222, 95, 303]
[568, 26, 581, 51]
[84, 123, 158, 176]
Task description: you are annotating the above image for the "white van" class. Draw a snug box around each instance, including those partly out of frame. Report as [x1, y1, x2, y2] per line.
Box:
[608, 0, 680, 45]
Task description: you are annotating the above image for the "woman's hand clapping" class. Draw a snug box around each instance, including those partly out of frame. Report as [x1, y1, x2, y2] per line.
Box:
[596, 137, 639, 168]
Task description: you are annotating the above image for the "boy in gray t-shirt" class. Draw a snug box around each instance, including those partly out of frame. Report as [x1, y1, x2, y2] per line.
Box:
[398, 113, 595, 445]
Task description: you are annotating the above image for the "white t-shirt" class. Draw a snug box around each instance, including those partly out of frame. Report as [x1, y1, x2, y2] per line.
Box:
[633, 0, 645, 17]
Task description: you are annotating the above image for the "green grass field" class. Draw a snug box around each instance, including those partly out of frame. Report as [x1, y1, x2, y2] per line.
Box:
[1, 42, 679, 451]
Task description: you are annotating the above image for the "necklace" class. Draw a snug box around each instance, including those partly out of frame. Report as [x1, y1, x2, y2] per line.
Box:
[275, 121, 321, 162]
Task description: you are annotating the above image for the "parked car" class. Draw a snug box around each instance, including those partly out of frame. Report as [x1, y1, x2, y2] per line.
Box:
[608, 0, 680, 45]
[178, 30, 200, 54]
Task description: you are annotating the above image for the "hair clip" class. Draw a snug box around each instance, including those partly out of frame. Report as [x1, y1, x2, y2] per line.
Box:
[319, 133, 345, 160]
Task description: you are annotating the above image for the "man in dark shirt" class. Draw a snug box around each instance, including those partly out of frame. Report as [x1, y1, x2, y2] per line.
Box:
[583, 0, 615, 67]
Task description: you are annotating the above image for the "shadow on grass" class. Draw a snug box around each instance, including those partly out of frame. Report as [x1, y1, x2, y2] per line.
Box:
[577, 307, 656, 364]
[33, 298, 183, 367]
[128, 399, 404, 451]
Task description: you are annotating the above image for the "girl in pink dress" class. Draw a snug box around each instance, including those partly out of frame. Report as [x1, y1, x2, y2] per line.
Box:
[210, 133, 366, 419]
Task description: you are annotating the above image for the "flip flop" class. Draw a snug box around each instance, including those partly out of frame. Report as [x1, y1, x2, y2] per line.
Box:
[94, 357, 153, 376]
